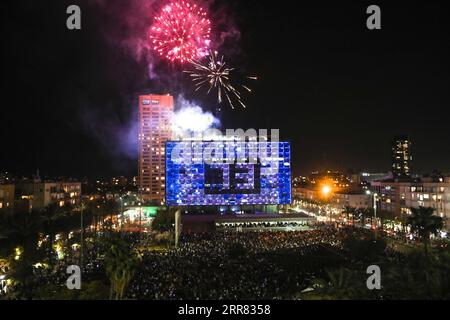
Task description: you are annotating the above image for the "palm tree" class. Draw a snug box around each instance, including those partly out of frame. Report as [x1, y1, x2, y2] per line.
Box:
[105, 199, 120, 231]
[0, 210, 43, 298]
[87, 199, 102, 234]
[407, 206, 443, 255]
[152, 207, 176, 233]
[343, 206, 356, 226]
[377, 210, 395, 232]
[40, 203, 63, 246]
[356, 207, 370, 228]
[103, 233, 140, 299]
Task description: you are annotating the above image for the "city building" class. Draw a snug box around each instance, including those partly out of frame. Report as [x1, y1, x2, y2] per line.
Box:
[138, 94, 174, 205]
[360, 172, 390, 183]
[0, 172, 14, 184]
[371, 176, 450, 230]
[392, 135, 412, 179]
[15, 180, 81, 210]
[333, 192, 371, 208]
[293, 186, 371, 209]
[0, 184, 15, 213]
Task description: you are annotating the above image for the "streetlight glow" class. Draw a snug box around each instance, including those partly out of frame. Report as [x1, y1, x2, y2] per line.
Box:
[321, 185, 331, 196]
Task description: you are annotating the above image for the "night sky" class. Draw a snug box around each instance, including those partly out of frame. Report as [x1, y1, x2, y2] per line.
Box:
[2, 0, 449, 179]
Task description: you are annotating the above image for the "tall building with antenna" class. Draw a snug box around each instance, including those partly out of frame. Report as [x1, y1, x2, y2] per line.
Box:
[138, 94, 174, 204]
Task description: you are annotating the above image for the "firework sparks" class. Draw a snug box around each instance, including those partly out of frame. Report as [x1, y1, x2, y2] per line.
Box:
[149, 0, 211, 63]
[185, 51, 257, 109]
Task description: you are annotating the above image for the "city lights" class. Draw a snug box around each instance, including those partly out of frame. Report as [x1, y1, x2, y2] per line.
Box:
[166, 141, 291, 206]
[1, 0, 449, 305]
[321, 185, 331, 196]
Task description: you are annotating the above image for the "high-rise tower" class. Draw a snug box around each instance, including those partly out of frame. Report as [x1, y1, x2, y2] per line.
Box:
[392, 135, 412, 179]
[138, 94, 174, 204]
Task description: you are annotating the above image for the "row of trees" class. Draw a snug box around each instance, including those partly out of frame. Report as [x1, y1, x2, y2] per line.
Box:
[0, 198, 123, 298]
[341, 205, 445, 254]
[0, 198, 121, 248]
[342, 205, 410, 230]
[0, 200, 175, 299]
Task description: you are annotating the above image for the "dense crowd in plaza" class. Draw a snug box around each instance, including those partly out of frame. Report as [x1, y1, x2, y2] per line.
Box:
[217, 221, 311, 230]
[4, 222, 446, 300]
[127, 227, 347, 299]
[2, 225, 379, 299]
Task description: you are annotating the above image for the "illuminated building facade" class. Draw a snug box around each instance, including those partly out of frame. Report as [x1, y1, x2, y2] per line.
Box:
[16, 181, 81, 210]
[392, 136, 412, 179]
[371, 176, 450, 230]
[165, 141, 291, 206]
[0, 184, 15, 213]
[293, 187, 371, 209]
[138, 94, 174, 204]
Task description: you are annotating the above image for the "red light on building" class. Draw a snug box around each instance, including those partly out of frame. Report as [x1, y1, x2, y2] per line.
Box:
[138, 94, 174, 204]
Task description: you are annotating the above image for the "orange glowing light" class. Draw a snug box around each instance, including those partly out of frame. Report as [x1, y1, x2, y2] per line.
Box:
[321, 185, 331, 195]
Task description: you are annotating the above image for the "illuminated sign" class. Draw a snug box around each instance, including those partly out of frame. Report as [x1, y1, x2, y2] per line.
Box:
[123, 206, 158, 218]
[166, 141, 291, 206]
[141, 99, 160, 105]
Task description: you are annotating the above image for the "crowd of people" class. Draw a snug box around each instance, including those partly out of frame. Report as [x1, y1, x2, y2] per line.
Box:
[2, 225, 381, 299]
[216, 221, 312, 230]
[127, 227, 346, 299]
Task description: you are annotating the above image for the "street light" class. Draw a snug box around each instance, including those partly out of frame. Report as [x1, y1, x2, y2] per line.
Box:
[366, 190, 378, 238]
[321, 185, 331, 196]
[119, 196, 124, 232]
[80, 200, 85, 268]
[321, 184, 332, 223]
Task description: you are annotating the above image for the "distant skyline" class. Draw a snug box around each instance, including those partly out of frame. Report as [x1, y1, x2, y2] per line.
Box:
[2, 1, 449, 178]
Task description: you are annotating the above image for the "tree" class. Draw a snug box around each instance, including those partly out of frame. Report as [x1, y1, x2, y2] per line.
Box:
[87, 199, 101, 234]
[355, 207, 370, 227]
[307, 268, 369, 300]
[358, 208, 373, 229]
[103, 233, 141, 300]
[105, 199, 120, 230]
[342, 236, 386, 263]
[407, 206, 444, 255]
[152, 207, 175, 232]
[40, 203, 63, 246]
[377, 210, 395, 231]
[342, 206, 357, 226]
[0, 210, 43, 298]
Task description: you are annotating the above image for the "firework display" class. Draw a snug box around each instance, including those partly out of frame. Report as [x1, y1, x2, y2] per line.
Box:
[185, 51, 257, 109]
[149, 0, 211, 63]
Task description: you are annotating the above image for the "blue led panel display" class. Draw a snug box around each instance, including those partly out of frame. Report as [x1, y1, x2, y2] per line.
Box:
[166, 141, 291, 206]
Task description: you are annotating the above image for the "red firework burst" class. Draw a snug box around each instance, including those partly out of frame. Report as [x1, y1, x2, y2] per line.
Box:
[150, 0, 211, 63]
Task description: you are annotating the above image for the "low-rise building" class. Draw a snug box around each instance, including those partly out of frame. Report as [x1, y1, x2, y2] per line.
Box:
[371, 176, 450, 229]
[333, 192, 371, 208]
[293, 186, 371, 209]
[0, 184, 15, 213]
[16, 180, 81, 210]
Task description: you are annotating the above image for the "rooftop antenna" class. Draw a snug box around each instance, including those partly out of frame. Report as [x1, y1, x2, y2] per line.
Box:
[35, 168, 41, 182]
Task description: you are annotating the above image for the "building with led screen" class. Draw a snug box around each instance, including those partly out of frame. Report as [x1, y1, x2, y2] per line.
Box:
[166, 141, 291, 206]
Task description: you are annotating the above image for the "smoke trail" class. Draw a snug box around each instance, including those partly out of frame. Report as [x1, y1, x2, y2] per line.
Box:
[172, 95, 220, 135]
